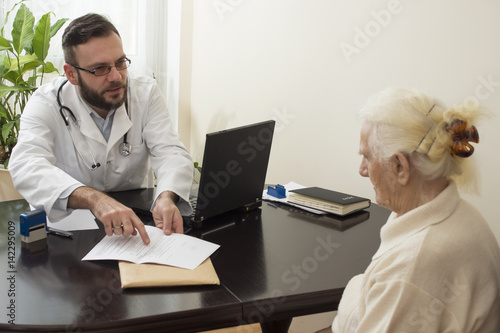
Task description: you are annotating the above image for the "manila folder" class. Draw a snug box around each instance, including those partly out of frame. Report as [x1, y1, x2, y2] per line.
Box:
[119, 258, 220, 289]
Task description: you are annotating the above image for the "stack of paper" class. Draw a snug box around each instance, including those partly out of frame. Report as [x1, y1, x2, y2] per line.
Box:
[82, 225, 221, 288]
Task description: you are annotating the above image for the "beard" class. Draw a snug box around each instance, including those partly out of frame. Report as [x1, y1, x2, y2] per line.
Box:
[77, 72, 127, 112]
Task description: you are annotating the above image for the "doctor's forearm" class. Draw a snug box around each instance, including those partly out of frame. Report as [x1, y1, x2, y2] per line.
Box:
[68, 186, 131, 217]
[68, 186, 107, 210]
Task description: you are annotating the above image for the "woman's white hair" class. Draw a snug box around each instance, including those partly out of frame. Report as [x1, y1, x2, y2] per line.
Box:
[359, 87, 483, 193]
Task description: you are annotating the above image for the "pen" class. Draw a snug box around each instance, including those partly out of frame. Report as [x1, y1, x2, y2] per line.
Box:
[266, 202, 278, 209]
[48, 228, 73, 239]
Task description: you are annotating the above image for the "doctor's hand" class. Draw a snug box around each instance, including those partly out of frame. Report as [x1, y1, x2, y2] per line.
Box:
[68, 187, 150, 244]
[152, 191, 183, 235]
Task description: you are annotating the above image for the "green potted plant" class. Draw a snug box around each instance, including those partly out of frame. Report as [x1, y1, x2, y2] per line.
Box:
[0, 1, 68, 168]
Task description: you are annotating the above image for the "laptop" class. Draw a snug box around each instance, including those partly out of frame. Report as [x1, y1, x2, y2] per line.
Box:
[121, 120, 275, 233]
[188, 120, 275, 228]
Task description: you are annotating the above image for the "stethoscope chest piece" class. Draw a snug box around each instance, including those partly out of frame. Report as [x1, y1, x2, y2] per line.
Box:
[119, 141, 132, 156]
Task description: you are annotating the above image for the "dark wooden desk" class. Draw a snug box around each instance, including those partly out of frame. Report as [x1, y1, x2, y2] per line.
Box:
[0, 199, 241, 333]
[192, 202, 389, 330]
[0, 192, 389, 332]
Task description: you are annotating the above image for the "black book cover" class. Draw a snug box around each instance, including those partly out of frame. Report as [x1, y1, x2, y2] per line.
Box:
[286, 205, 371, 231]
[289, 187, 369, 205]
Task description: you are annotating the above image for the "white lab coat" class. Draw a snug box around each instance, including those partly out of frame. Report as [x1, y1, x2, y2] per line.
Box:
[10, 73, 193, 221]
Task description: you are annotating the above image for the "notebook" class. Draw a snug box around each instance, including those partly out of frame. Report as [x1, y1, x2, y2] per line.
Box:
[188, 120, 275, 228]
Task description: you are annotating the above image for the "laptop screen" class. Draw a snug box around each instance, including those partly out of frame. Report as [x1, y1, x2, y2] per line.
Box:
[193, 120, 276, 223]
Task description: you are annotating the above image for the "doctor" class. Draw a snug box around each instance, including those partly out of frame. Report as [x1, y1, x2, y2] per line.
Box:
[10, 13, 193, 244]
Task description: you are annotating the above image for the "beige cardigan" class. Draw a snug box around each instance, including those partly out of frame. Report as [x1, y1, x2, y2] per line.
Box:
[333, 182, 500, 333]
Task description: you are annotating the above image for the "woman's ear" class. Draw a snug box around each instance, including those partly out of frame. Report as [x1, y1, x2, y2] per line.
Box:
[63, 64, 79, 85]
[392, 152, 411, 185]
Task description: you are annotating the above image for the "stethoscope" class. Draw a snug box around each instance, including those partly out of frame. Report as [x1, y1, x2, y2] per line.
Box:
[57, 80, 132, 171]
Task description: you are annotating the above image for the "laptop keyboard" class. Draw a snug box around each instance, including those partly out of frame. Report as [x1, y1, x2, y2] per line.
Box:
[189, 195, 197, 210]
[181, 195, 197, 233]
[188, 195, 197, 219]
[133, 198, 196, 234]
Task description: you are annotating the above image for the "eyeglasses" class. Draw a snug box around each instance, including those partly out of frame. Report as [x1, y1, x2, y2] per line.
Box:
[71, 57, 131, 76]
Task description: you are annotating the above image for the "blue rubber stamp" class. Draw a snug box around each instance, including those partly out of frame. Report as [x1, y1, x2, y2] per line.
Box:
[267, 184, 286, 199]
[20, 209, 47, 244]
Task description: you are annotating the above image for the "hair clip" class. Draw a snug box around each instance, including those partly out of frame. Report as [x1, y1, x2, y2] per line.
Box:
[426, 104, 436, 115]
[446, 119, 479, 158]
[414, 104, 437, 154]
[415, 126, 432, 153]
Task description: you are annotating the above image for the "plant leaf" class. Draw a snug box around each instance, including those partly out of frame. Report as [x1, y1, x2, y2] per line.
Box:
[33, 13, 51, 62]
[0, 0, 26, 37]
[23, 43, 33, 54]
[0, 83, 22, 99]
[50, 18, 69, 38]
[1, 70, 20, 85]
[0, 55, 5, 80]
[22, 59, 41, 73]
[0, 102, 7, 118]
[0, 36, 12, 51]
[6, 53, 41, 76]
[6, 53, 39, 70]
[0, 83, 32, 97]
[11, 4, 35, 56]
[2, 121, 15, 142]
[27, 76, 37, 87]
[38, 61, 59, 74]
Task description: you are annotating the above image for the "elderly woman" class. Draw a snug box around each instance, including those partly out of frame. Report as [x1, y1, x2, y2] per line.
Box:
[318, 87, 500, 333]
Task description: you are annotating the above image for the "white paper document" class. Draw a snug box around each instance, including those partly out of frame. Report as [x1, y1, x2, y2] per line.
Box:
[82, 225, 220, 270]
[47, 209, 99, 231]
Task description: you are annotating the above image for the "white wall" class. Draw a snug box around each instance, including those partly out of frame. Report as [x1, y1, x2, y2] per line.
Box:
[187, 0, 500, 241]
